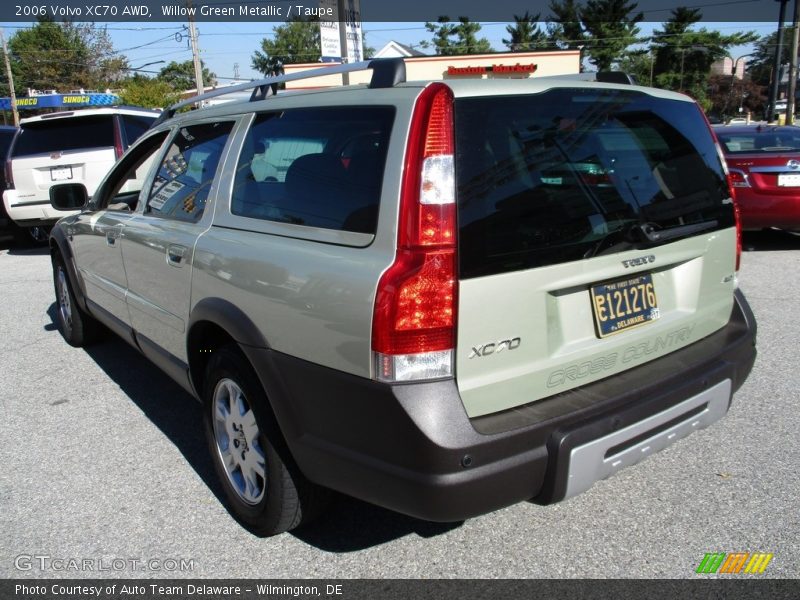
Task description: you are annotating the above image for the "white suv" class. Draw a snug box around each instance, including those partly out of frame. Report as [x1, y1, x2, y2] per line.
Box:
[3, 107, 158, 240]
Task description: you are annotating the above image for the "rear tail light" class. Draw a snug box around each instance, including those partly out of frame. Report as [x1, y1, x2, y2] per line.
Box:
[727, 169, 750, 188]
[372, 83, 457, 382]
[4, 159, 13, 189]
[700, 107, 741, 274]
[113, 119, 124, 159]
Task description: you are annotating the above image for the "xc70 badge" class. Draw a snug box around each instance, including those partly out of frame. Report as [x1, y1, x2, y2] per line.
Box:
[469, 337, 521, 358]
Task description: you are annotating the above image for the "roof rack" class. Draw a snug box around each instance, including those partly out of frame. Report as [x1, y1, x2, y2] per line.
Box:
[535, 71, 636, 85]
[152, 58, 406, 127]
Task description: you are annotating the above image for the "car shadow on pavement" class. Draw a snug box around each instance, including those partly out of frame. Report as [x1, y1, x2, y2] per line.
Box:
[742, 229, 800, 251]
[45, 303, 462, 551]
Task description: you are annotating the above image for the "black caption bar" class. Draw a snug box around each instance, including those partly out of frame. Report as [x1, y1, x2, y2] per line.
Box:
[2, 579, 800, 600]
[0, 0, 783, 23]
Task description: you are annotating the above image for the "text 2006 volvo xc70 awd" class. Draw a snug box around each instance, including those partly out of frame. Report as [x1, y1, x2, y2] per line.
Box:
[48, 59, 756, 535]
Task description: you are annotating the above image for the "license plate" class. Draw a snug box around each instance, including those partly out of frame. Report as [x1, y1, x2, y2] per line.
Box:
[777, 173, 800, 187]
[590, 274, 659, 338]
[50, 166, 73, 181]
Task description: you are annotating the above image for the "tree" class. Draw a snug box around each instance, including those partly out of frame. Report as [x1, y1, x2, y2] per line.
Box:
[707, 73, 766, 118]
[503, 12, 550, 52]
[251, 17, 320, 77]
[748, 31, 790, 87]
[158, 60, 217, 92]
[4, 19, 127, 95]
[650, 7, 757, 103]
[118, 74, 180, 110]
[546, 0, 586, 50]
[580, 0, 643, 71]
[421, 16, 492, 55]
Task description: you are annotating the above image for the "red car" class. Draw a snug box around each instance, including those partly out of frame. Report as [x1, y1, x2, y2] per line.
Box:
[714, 124, 800, 230]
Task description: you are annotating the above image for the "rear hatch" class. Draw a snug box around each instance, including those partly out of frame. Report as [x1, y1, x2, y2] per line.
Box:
[454, 87, 737, 417]
[10, 114, 117, 202]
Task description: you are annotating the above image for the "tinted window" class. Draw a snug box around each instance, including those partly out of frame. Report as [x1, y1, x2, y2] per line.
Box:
[716, 127, 800, 153]
[145, 122, 233, 223]
[231, 107, 394, 234]
[456, 89, 734, 279]
[13, 115, 114, 156]
[122, 115, 155, 145]
[95, 133, 168, 211]
[0, 129, 16, 158]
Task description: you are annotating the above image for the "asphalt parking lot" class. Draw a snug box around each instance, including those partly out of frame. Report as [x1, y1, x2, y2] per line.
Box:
[0, 230, 797, 579]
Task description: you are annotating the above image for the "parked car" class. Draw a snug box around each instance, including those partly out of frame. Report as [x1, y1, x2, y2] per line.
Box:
[48, 60, 756, 535]
[0, 125, 20, 243]
[715, 124, 800, 230]
[3, 107, 158, 242]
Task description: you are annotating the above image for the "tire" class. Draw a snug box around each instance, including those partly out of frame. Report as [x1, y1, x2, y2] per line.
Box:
[52, 254, 100, 347]
[202, 345, 328, 535]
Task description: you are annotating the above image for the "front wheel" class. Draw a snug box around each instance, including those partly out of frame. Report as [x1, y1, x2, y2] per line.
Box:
[203, 345, 328, 535]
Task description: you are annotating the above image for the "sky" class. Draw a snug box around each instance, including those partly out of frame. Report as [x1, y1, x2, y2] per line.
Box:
[0, 20, 782, 85]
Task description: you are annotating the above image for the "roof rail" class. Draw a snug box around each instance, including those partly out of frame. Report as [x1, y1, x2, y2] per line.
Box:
[151, 58, 406, 128]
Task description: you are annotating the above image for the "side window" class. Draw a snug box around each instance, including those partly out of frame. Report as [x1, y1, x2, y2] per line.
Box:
[145, 121, 234, 223]
[94, 131, 169, 211]
[122, 115, 156, 147]
[231, 107, 394, 234]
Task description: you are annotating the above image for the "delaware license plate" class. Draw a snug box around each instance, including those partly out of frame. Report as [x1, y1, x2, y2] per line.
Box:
[591, 274, 660, 338]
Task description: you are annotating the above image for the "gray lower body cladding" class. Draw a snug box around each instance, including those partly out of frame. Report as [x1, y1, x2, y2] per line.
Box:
[245, 289, 757, 522]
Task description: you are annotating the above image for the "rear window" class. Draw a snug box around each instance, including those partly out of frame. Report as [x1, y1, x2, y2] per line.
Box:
[13, 115, 114, 157]
[716, 127, 800, 154]
[455, 89, 734, 279]
[231, 106, 394, 234]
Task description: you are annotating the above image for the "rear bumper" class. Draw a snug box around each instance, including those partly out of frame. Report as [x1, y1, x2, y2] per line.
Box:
[2, 190, 68, 226]
[248, 289, 757, 522]
[736, 190, 800, 230]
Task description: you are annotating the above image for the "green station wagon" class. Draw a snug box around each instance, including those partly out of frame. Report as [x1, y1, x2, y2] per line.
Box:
[48, 59, 756, 535]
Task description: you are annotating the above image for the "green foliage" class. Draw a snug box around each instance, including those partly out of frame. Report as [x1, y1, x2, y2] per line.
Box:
[546, 0, 586, 50]
[748, 31, 790, 87]
[651, 7, 757, 103]
[251, 17, 320, 76]
[157, 60, 217, 92]
[117, 74, 180, 110]
[5, 18, 127, 94]
[503, 12, 551, 52]
[580, 0, 643, 71]
[421, 17, 492, 56]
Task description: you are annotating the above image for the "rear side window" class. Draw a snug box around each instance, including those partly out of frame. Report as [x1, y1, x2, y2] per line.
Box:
[455, 89, 735, 279]
[122, 115, 156, 146]
[13, 115, 114, 157]
[231, 106, 394, 234]
[145, 121, 234, 223]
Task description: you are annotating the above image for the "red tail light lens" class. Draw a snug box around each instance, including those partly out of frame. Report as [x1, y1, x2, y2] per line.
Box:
[113, 119, 124, 159]
[727, 169, 750, 188]
[372, 83, 457, 382]
[4, 159, 14, 189]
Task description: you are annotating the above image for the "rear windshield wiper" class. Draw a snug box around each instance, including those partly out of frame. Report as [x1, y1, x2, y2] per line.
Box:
[636, 220, 718, 244]
[585, 219, 718, 259]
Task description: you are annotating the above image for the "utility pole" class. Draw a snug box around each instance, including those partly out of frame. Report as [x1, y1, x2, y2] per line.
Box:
[768, 0, 789, 121]
[787, 0, 800, 124]
[337, 0, 350, 85]
[187, 0, 204, 99]
[0, 29, 19, 127]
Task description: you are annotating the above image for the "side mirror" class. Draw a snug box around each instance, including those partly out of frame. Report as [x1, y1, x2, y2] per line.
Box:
[49, 183, 89, 211]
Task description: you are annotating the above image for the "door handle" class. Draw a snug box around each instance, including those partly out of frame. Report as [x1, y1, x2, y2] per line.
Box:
[167, 244, 188, 267]
[105, 225, 122, 247]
